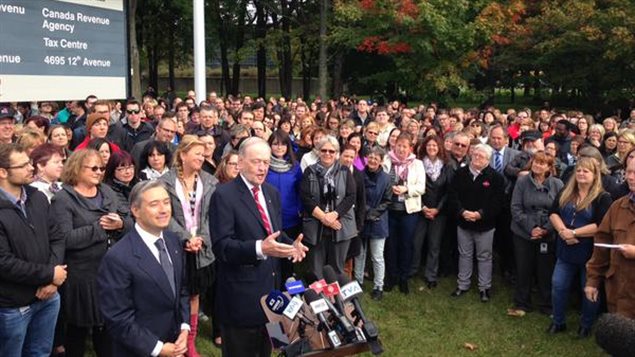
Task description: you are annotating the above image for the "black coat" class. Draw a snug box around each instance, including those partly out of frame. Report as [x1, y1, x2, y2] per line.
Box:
[50, 183, 133, 326]
[421, 163, 452, 214]
[0, 186, 64, 307]
[448, 165, 505, 232]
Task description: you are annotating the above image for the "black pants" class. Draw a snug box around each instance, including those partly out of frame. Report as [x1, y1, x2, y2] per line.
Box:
[221, 324, 271, 357]
[65, 324, 111, 357]
[494, 206, 515, 276]
[513, 234, 555, 310]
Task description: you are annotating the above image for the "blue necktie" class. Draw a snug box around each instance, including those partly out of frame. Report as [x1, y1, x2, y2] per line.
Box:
[494, 151, 503, 173]
[155, 238, 175, 296]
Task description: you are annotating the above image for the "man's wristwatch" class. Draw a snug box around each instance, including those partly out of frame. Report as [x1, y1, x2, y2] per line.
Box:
[572, 229, 576, 237]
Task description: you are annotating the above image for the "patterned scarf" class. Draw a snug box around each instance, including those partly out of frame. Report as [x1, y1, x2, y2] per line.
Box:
[269, 155, 293, 173]
[423, 157, 443, 182]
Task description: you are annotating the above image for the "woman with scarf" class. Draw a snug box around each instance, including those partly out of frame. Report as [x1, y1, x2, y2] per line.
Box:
[411, 135, 452, 289]
[160, 135, 218, 356]
[383, 132, 426, 294]
[301, 135, 357, 278]
[266, 130, 303, 280]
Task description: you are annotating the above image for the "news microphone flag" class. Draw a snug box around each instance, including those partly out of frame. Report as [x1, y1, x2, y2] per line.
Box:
[322, 282, 341, 298]
[285, 279, 306, 295]
[309, 279, 328, 294]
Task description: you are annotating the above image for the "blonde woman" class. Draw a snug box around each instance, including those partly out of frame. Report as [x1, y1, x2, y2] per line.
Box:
[159, 135, 218, 356]
[606, 130, 635, 183]
[548, 157, 612, 338]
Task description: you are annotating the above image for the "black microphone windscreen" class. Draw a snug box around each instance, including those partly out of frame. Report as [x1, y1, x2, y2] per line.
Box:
[323, 266, 339, 284]
[304, 289, 320, 303]
[596, 313, 635, 357]
[305, 271, 319, 284]
[336, 272, 351, 287]
[286, 276, 297, 284]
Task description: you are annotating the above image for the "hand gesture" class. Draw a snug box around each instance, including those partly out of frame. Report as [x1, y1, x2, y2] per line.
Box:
[261, 231, 296, 258]
[291, 234, 309, 263]
[99, 213, 123, 231]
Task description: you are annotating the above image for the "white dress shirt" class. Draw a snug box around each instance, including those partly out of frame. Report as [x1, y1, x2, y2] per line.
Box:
[240, 174, 273, 260]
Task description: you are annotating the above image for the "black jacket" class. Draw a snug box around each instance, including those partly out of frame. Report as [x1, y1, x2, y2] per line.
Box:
[0, 186, 64, 307]
[448, 165, 505, 232]
[421, 163, 452, 214]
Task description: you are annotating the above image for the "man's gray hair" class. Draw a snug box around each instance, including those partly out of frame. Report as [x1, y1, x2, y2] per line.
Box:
[471, 143, 493, 160]
[129, 180, 168, 209]
[238, 136, 269, 157]
[315, 135, 340, 152]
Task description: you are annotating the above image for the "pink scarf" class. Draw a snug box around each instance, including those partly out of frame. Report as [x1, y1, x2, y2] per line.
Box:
[389, 150, 416, 181]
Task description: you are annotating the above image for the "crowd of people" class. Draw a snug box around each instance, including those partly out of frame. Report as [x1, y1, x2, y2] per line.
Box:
[1, 91, 635, 356]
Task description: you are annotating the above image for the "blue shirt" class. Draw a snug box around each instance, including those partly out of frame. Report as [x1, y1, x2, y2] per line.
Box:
[0, 186, 27, 218]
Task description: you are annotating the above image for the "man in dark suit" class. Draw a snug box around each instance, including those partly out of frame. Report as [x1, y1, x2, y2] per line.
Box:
[210, 137, 307, 356]
[488, 125, 520, 283]
[97, 181, 190, 357]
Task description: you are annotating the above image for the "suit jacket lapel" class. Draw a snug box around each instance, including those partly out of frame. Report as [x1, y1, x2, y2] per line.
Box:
[263, 186, 279, 233]
[130, 230, 176, 301]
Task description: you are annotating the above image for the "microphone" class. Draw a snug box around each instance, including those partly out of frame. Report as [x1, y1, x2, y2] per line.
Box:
[264, 290, 315, 327]
[323, 266, 348, 314]
[304, 289, 342, 348]
[337, 273, 383, 355]
[595, 313, 635, 357]
[306, 271, 358, 342]
[285, 277, 307, 296]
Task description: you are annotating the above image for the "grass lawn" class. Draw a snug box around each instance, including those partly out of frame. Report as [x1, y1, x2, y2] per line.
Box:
[194, 274, 606, 357]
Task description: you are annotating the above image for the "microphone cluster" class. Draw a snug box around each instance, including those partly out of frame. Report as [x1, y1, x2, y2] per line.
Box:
[264, 265, 383, 356]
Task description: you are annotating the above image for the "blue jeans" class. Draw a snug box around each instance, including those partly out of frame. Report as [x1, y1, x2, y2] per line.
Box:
[0, 293, 60, 357]
[551, 260, 598, 328]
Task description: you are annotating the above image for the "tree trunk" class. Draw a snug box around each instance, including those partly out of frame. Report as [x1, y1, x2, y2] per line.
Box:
[255, 1, 267, 99]
[129, 0, 141, 99]
[301, 40, 311, 100]
[168, 21, 175, 91]
[331, 50, 344, 97]
[318, 0, 328, 100]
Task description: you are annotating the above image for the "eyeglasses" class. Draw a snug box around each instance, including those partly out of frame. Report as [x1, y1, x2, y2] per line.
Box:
[115, 165, 135, 172]
[453, 142, 468, 148]
[227, 162, 239, 166]
[618, 140, 631, 145]
[126, 109, 140, 115]
[83, 165, 106, 172]
[366, 131, 378, 136]
[321, 149, 337, 154]
[7, 161, 32, 170]
[160, 127, 177, 135]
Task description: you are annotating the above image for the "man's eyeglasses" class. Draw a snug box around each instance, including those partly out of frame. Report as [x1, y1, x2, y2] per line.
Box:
[7, 161, 32, 170]
[454, 142, 468, 148]
[126, 109, 141, 115]
[83, 165, 106, 172]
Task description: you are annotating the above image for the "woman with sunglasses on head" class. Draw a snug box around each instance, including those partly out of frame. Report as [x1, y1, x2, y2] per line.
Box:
[301, 135, 357, 278]
[50, 149, 133, 357]
[103, 151, 139, 205]
[159, 135, 218, 356]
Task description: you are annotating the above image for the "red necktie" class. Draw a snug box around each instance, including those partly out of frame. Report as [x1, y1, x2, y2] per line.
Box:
[251, 186, 272, 235]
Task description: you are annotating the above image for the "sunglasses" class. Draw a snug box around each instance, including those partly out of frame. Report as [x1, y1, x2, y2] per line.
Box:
[320, 149, 336, 154]
[83, 165, 106, 172]
[366, 131, 379, 136]
[126, 109, 141, 114]
[454, 142, 468, 148]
